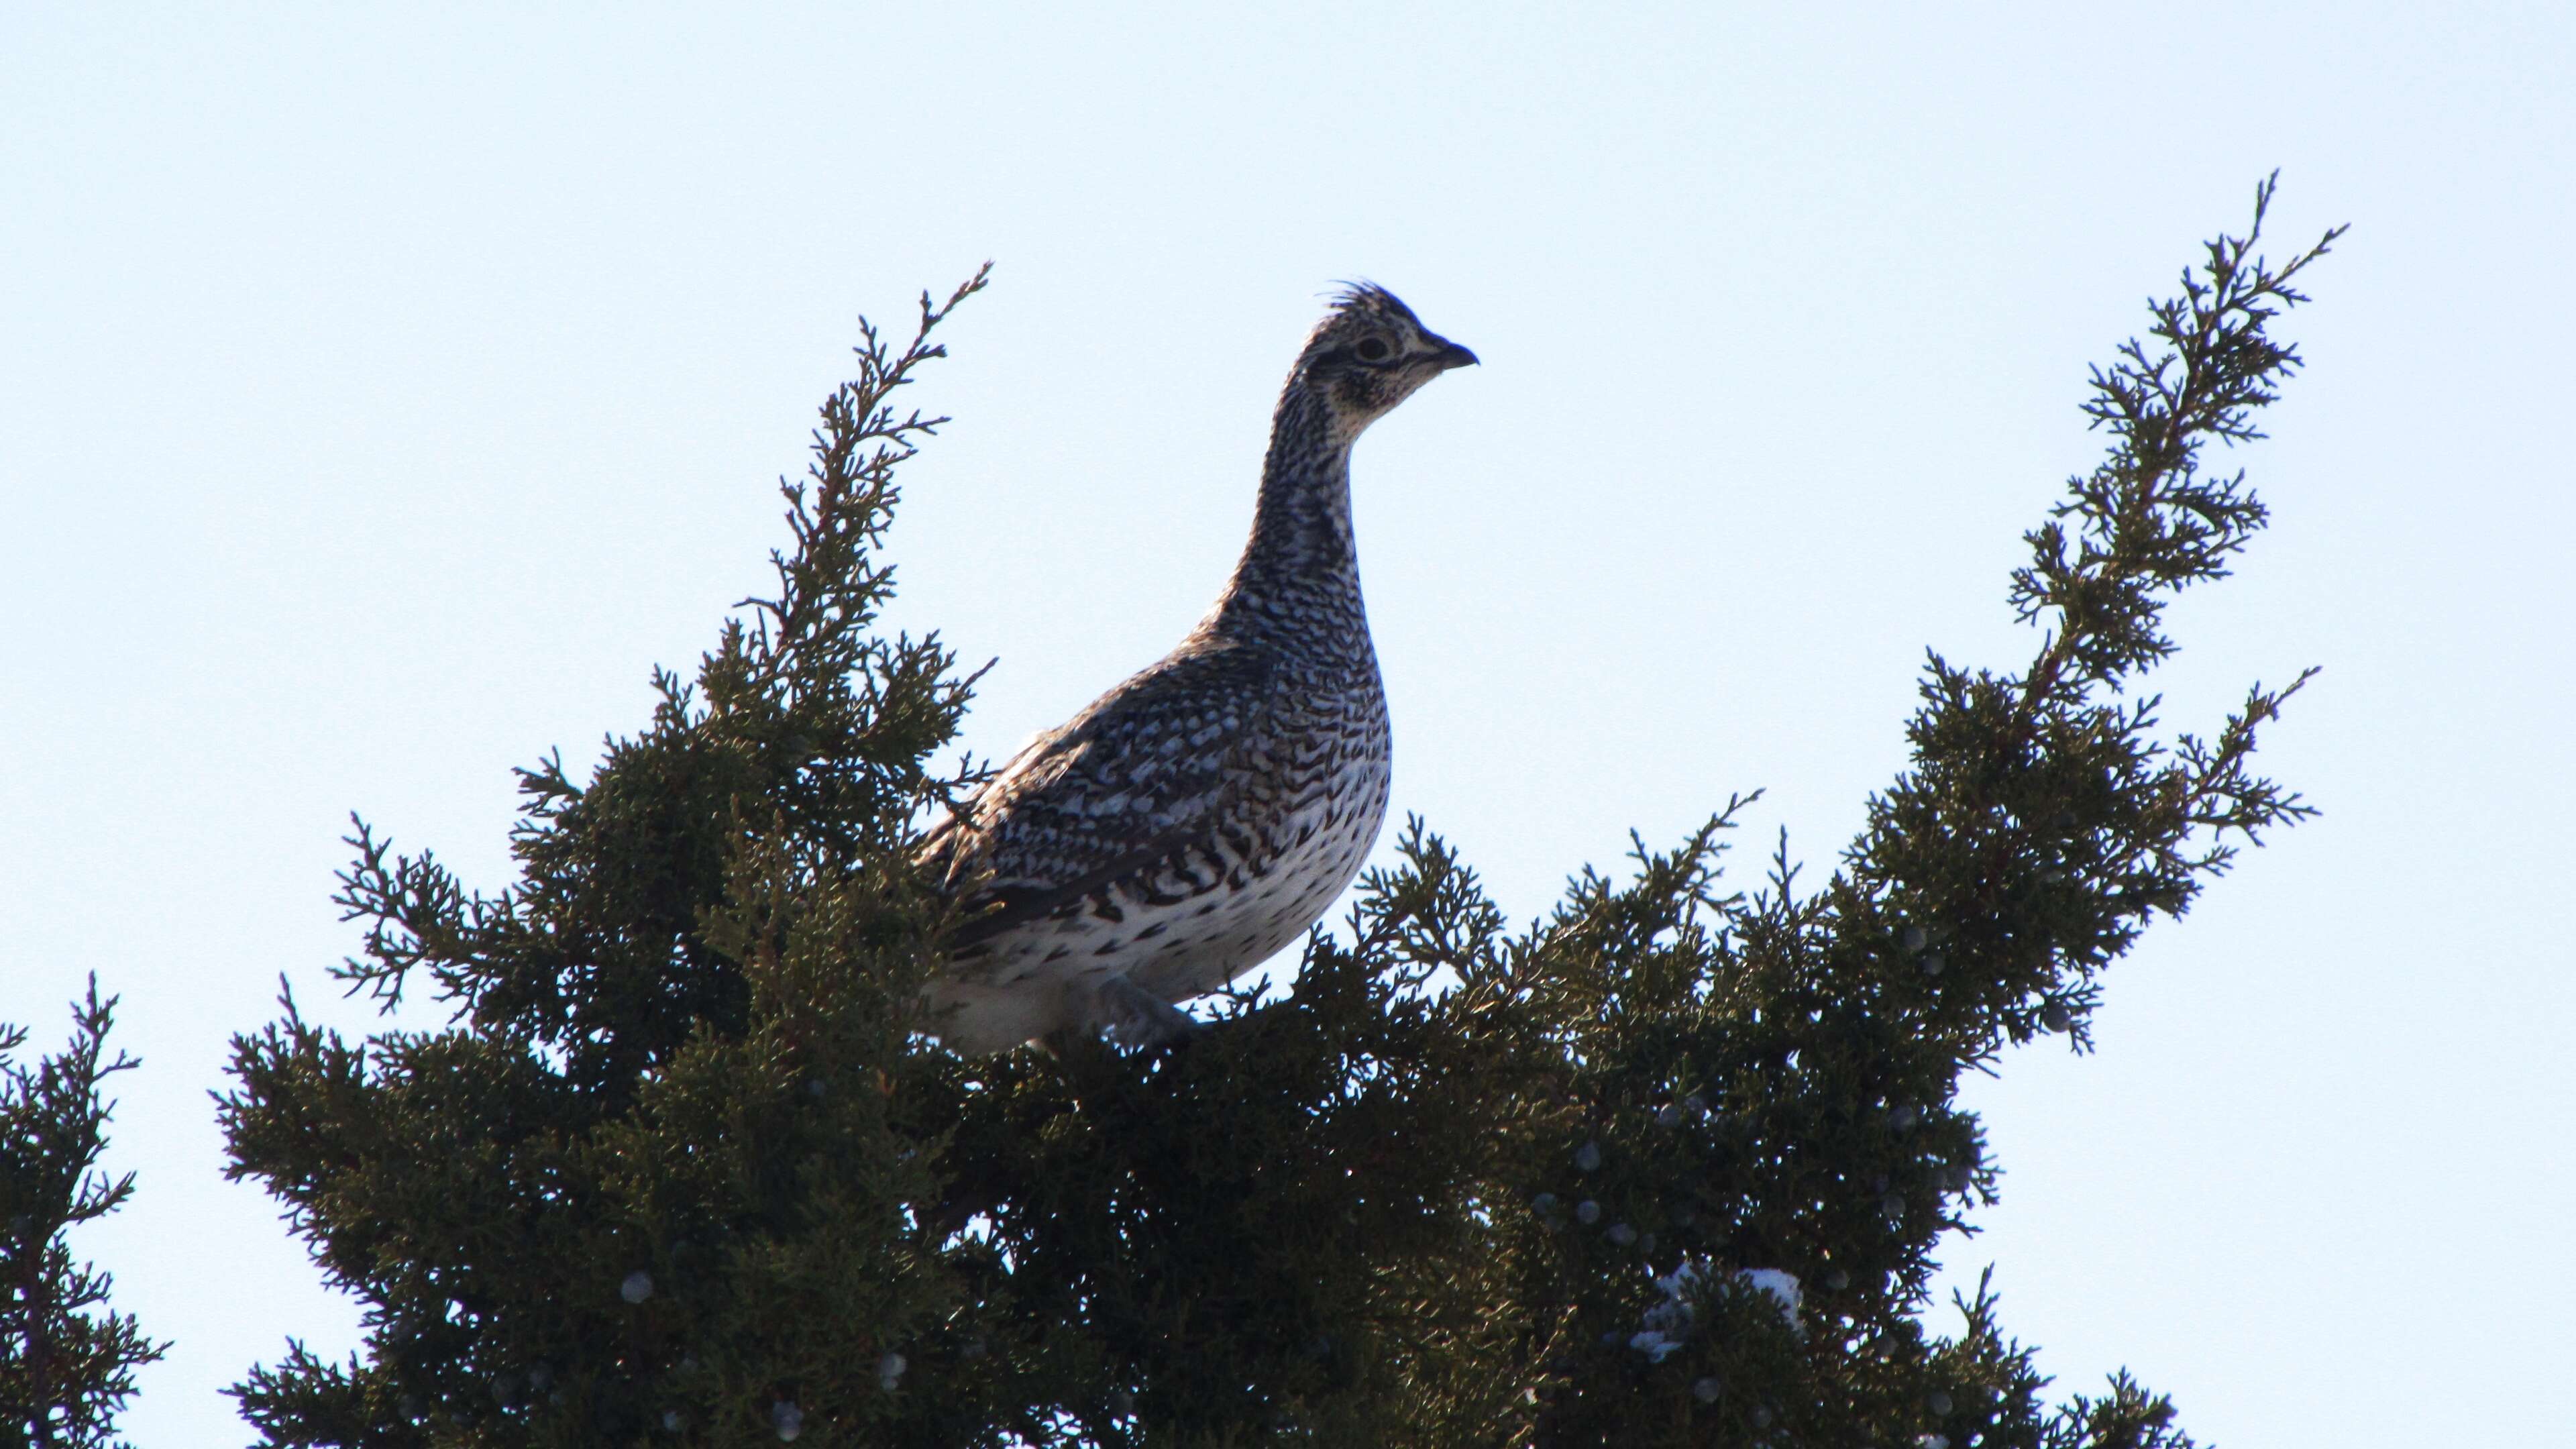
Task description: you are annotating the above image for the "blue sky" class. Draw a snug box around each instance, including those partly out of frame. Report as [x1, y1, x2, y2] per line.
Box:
[4, 5, 2569, 1443]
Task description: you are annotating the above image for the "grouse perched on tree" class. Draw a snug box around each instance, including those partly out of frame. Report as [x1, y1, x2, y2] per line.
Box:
[920, 285, 1477, 1053]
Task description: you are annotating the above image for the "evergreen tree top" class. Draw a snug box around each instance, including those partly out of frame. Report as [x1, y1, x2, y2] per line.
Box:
[216, 182, 2337, 1447]
[3, 979, 168, 1449]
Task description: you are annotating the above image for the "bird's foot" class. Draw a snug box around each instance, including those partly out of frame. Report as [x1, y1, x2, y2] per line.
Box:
[1091, 975, 1203, 1051]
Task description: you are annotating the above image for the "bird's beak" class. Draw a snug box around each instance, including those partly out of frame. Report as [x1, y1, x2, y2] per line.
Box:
[1430, 339, 1480, 370]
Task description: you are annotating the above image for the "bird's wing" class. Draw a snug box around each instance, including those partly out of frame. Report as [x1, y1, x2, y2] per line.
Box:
[920, 635, 1277, 948]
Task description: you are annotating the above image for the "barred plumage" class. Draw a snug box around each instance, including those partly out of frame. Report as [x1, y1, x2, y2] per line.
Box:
[920, 286, 1477, 1053]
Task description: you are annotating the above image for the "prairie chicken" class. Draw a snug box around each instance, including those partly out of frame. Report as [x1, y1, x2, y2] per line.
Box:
[920, 285, 1476, 1053]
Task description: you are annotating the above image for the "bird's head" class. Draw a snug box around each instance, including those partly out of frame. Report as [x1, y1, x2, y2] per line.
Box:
[1292, 283, 1477, 436]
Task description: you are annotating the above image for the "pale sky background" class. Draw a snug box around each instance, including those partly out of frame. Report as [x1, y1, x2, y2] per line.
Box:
[5, 5, 2571, 1444]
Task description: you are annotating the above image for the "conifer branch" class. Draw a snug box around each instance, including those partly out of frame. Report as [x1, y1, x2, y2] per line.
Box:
[1, 980, 165, 1448]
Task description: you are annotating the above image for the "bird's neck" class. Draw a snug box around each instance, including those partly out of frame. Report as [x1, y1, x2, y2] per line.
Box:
[1210, 384, 1366, 639]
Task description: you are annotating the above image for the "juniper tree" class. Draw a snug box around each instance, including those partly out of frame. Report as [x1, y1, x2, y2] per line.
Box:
[3, 977, 166, 1448]
[221, 180, 2336, 1446]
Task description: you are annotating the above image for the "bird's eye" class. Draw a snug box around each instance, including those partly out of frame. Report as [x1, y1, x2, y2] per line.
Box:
[1354, 335, 1393, 362]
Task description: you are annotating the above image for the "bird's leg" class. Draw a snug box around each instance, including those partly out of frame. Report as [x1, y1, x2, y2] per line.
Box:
[1091, 975, 1203, 1051]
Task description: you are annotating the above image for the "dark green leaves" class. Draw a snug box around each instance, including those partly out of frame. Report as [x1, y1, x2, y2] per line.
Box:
[223, 272, 996, 1447]
[2, 979, 166, 1449]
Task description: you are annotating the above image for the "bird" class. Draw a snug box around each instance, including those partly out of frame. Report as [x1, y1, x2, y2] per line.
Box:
[918, 284, 1477, 1054]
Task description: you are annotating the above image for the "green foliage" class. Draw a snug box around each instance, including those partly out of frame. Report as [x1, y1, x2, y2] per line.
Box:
[2, 977, 167, 1448]
[222, 272, 989, 1447]
[223, 182, 2336, 1446]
